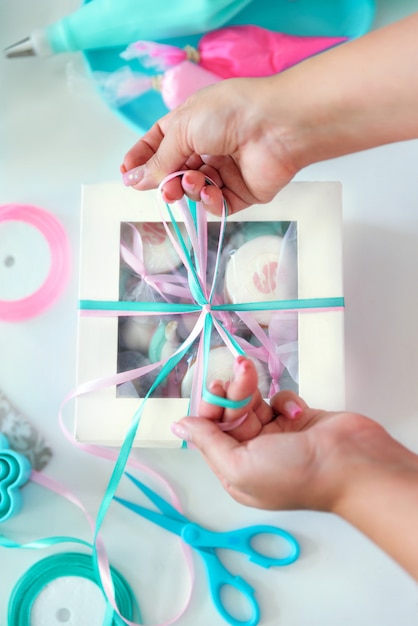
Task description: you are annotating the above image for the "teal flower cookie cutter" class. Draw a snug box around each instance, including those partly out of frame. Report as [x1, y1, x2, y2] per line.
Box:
[0, 433, 32, 522]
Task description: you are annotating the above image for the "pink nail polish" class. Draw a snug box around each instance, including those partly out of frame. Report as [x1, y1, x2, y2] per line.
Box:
[122, 166, 144, 187]
[200, 187, 211, 204]
[182, 177, 196, 193]
[233, 356, 248, 378]
[283, 400, 303, 419]
[162, 191, 176, 204]
[170, 422, 190, 441]
[209, 379, 222, 392]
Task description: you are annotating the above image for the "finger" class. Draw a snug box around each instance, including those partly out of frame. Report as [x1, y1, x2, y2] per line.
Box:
[220, 357, 272, 441]
[164, 170, 224, 213]
[179, 170, 224, 215]
[184, 154, 205, 170]
[270, 390, 309, 419]
[221, 356, 258, 423]
[150, 164, 207, 203]
[269, 391, 323, 432]
[121, 117, 168, 174]
[128, 116, 197, 191]
[200, 184, 224, 215]
[198, 380, 226, 421]
[161, 177, 185, 203]
[121, 108, 192, 188]
[199, 157, 256, 216]
[181, 171, 209, 202]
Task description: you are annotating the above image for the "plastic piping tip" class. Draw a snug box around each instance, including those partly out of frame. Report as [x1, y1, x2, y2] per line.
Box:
[4, 37, 36, 58]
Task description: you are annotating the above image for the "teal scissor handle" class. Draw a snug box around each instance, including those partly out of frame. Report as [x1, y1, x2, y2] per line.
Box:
[198, 547, 260, 626]
[115, 473, 300, 626]
[0, 434, 31, 523]
[181, 522, 300, 568]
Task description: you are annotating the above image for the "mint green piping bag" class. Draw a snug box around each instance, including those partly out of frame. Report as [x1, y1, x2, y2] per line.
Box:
[16, 0, 254, 55]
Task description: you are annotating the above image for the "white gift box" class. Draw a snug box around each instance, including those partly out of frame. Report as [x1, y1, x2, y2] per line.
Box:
[75, 181, 345, 447]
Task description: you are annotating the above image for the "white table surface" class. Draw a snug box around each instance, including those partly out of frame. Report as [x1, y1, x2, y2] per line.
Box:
[1, 1, 418, 625]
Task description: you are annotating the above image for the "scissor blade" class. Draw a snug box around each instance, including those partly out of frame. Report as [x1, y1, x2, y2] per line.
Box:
[114, 496, 186, 537]
[124, 472, 187, 522]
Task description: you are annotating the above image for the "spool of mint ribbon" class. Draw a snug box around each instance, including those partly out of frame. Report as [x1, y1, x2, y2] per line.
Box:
[8, 552, 141, 626]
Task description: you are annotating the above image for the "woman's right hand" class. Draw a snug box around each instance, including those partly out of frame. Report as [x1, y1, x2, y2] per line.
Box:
[120, 76, 300, 215]
[121, 12, 418, 216]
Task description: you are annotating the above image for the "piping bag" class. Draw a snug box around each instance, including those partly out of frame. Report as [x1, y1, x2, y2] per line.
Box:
[4, 0, 256, 57]
[96, 25, 346, 109]
[123, 25, 347, 79]
[94, 60, 222, 109]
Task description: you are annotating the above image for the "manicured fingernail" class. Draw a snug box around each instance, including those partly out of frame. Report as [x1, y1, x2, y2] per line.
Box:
[283, 400, 303, 419]
[233, 356, 249, 378]
[162, 190, 176, 204]
[209, 380, 223, 393]
[182, 177, 196, 193]
[122, 166, 144, 186]
[170, 422, 191, 441]
[200, 186, 212, 204]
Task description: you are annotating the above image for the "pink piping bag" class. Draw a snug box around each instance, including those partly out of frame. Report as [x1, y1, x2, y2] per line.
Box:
[94, 60, 221, 109]
[121, 24, 348, 79]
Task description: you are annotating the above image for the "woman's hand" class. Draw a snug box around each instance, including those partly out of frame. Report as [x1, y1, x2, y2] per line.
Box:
[120, 77, 300, 215]
[171, 357, 418, 580]
[171, 357, 387, 512]
[121, 13, 418, 216]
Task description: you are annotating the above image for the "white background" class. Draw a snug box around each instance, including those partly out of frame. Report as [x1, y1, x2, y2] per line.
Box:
[1, 1, 418, 625]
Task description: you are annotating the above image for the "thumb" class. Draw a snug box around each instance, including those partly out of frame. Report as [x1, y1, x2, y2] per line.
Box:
[142, 135, 192, 189]
[123, 113, 194, 190]
[171, 416, 239, 474]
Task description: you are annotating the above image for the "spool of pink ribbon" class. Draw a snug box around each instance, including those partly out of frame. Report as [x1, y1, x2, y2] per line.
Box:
[0, 204, 70, 322]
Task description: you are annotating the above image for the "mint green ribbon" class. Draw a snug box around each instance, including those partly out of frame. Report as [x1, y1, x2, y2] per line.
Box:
[7, 552, 140, 626]
[80, 296, 344, 313]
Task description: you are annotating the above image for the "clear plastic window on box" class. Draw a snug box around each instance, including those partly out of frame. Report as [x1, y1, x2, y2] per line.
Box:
[116, 220, 299, 400]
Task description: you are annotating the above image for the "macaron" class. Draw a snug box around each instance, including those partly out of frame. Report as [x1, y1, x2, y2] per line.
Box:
[148, 320, 180, 363]
[133, 222, 188, 274]
[119, 316, 159, 352]
[224, 235, 293, 326]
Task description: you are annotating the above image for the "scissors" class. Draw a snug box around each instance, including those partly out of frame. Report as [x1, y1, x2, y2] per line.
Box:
[114, 472, 300, 626]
